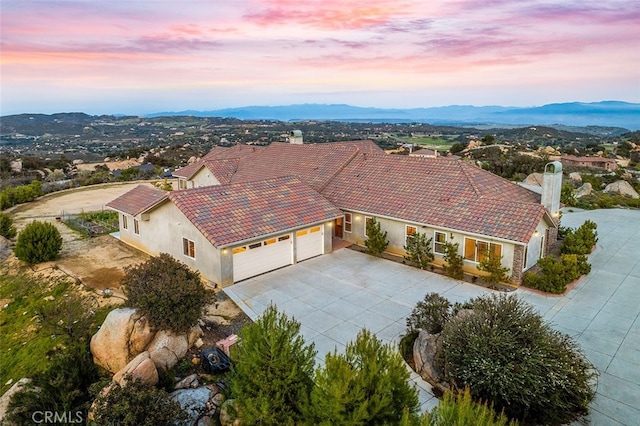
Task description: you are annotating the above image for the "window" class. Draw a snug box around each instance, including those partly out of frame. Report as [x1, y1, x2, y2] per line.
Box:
[133, 219, 140, 235]
[463, 238, 502, 263]
[523, 246, 529, 270]
[249, 242, 262, 249]
[405, 225, 417, 244]
[122, 215, 128, 230]
[182, 238, 195, 258]
[344, 213, 352, 233]
[264, 238, 277, 245]
[539, 236, 545, 259]
[296, 229, 308, 237]
[179, 179, 187, 190]
[364, 216, 372, 236]
[434, 231, 447, 254]
[232, 246, 246, 254]
[278, 235, 290, 242]
[310, 226, 321, 233]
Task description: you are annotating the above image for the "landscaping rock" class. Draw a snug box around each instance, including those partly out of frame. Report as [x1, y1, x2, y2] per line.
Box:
[413, 330, 443, 384]
[0, 378, 31, 423]
[148, 330, 189, 370]
[604, 180, 639, 198]
[90, 308, 201, 374]
[175, 374, 200, 390]
[524, 172, 543, 186]
[112, 351, 159, 387]
[569, 172, 582, 183]
[575, 182, 593, 198]
[170, 387, 214, 426]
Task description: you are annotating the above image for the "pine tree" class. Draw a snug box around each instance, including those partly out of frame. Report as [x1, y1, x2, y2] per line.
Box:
[14, 220, 62, 264]
[0, 212, 17, 239]
[443, 242, 464, 280]
[229, 305, 316, 425]
[477, 248, 510, 284]
[307, 329, 419, 425]
[404, 231, 434, 269]
[365, 217, 388, 256]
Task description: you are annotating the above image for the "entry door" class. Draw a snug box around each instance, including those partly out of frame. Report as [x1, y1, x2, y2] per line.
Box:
[334, 218, 343, 238]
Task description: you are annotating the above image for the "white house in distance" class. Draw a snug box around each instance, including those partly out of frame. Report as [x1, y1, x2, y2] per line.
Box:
[106, 138, 561, 287]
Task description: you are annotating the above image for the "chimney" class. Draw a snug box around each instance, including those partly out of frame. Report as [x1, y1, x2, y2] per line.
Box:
[541, 161, 562, 218]
[288, 130, 303, 144]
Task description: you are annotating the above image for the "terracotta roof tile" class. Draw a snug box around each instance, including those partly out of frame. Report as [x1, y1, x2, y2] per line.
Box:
[168, 176, 343, 247]
[321, 155, 546, 243]
[106, 185, 168, 216]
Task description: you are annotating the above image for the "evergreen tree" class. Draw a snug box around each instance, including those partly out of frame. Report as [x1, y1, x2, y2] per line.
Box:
[14, 220, 63, 264]
[307, 329, 419, 425]
[229, 305, 316, 425]
[443, 242, 464, 280]
[365, 217, 388, 256]
[477, 248, 510, 284]
[404, 231, 434, 269]
[0, 212, 17, 239]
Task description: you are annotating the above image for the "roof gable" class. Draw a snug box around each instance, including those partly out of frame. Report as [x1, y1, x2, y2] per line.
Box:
[168, 176, 343, 247]
[106, 185, 168, 216]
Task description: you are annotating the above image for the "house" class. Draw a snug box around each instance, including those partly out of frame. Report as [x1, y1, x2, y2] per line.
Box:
[107, 140, 561, 287]
[560, 155, 618, 171]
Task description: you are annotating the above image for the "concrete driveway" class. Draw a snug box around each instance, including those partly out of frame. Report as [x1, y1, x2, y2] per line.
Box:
[225, 208, 640, 424]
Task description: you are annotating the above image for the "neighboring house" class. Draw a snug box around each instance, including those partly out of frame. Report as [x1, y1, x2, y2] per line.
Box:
[560, 155, 618, 171]
[108, 139, 561, 287]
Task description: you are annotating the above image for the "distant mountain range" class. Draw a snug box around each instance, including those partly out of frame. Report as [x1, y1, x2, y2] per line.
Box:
[147, 101, 640, 130]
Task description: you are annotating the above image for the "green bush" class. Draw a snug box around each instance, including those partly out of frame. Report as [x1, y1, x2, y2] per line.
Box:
[14, 220, 63, 264]
[229, 305, 316, 425]
[438, 294, 596, 425]
[90, 377, 187, 426]
[307, 329, 419, 425]
[413, 388, 518, 426]
[404, 231, 434, 269]
[365, 217, 389, 256]
[6, 342, 99, 424]
[0, 212, 17, 239]
[523, 253, 592, 294]
[443, 242, 464, 280]
[0, 180, 43, 210]
[476, 248, 510, 284]
[406, 292, 452, 334]
[122, 253, 214, 333]
[561, 220, 598, 255]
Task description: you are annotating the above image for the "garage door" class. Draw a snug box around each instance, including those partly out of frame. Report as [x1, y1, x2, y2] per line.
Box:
[296, 225, 324, 262]
[232, 234, 292, 282]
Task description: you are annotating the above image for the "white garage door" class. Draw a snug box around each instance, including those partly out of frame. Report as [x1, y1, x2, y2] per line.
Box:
[296, 225, 324, 262]
[232, 234, 292, 282]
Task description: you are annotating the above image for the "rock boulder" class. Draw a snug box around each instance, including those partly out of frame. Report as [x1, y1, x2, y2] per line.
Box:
[413, 330, 443, 384]
[604, 180, 639, 199]
[112, 351, 158, 387]
[575, 182, 593, 198]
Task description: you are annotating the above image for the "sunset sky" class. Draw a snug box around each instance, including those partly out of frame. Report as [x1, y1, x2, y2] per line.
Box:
[1, 0, 639, 115]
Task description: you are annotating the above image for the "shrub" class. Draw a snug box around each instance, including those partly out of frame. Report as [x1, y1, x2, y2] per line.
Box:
[442, 242, 464, 280]
[438, 294, 596, 425]
[229, 305, 316, 425]
[523, 254, 592, 294]
[365, 217, 388, 256]
[0, 212, 17, 239]
[14, 220, 63, 264]
[122, 253, 214, 333]
[476, 248, 510, 284]
[561, 220, 598, 255]
[404, 231, 434, 269]
[90, 377, 187, 426]
[6, 342, 99, 424]
[307, 329, 419, 425]
[406, 292, 452, 334]
[416, 388, 518, 426]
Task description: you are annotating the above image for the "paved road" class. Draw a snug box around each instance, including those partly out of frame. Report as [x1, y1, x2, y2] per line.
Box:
[225, 208, 640, 424]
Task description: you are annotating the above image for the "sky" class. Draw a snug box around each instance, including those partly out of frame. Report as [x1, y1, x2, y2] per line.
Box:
[1, 0, 639, 116]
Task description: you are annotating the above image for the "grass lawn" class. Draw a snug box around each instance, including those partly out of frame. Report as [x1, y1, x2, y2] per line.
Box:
[389, 134, 455, 151]
[0, 272, 111, 395]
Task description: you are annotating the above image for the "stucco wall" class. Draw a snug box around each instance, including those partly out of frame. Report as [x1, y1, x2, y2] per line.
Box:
[118, 202, 225, 285]
[341, 211, 522, 278]
[191, 167, 220, 188]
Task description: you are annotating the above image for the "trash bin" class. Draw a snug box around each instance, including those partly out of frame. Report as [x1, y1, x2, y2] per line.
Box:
[201, 347, 232, 374]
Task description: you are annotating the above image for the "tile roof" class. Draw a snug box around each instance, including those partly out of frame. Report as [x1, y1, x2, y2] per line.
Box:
[321, 155, 547, 243]
[106, 185, 168, 216]
[168, 176, 343, 247]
